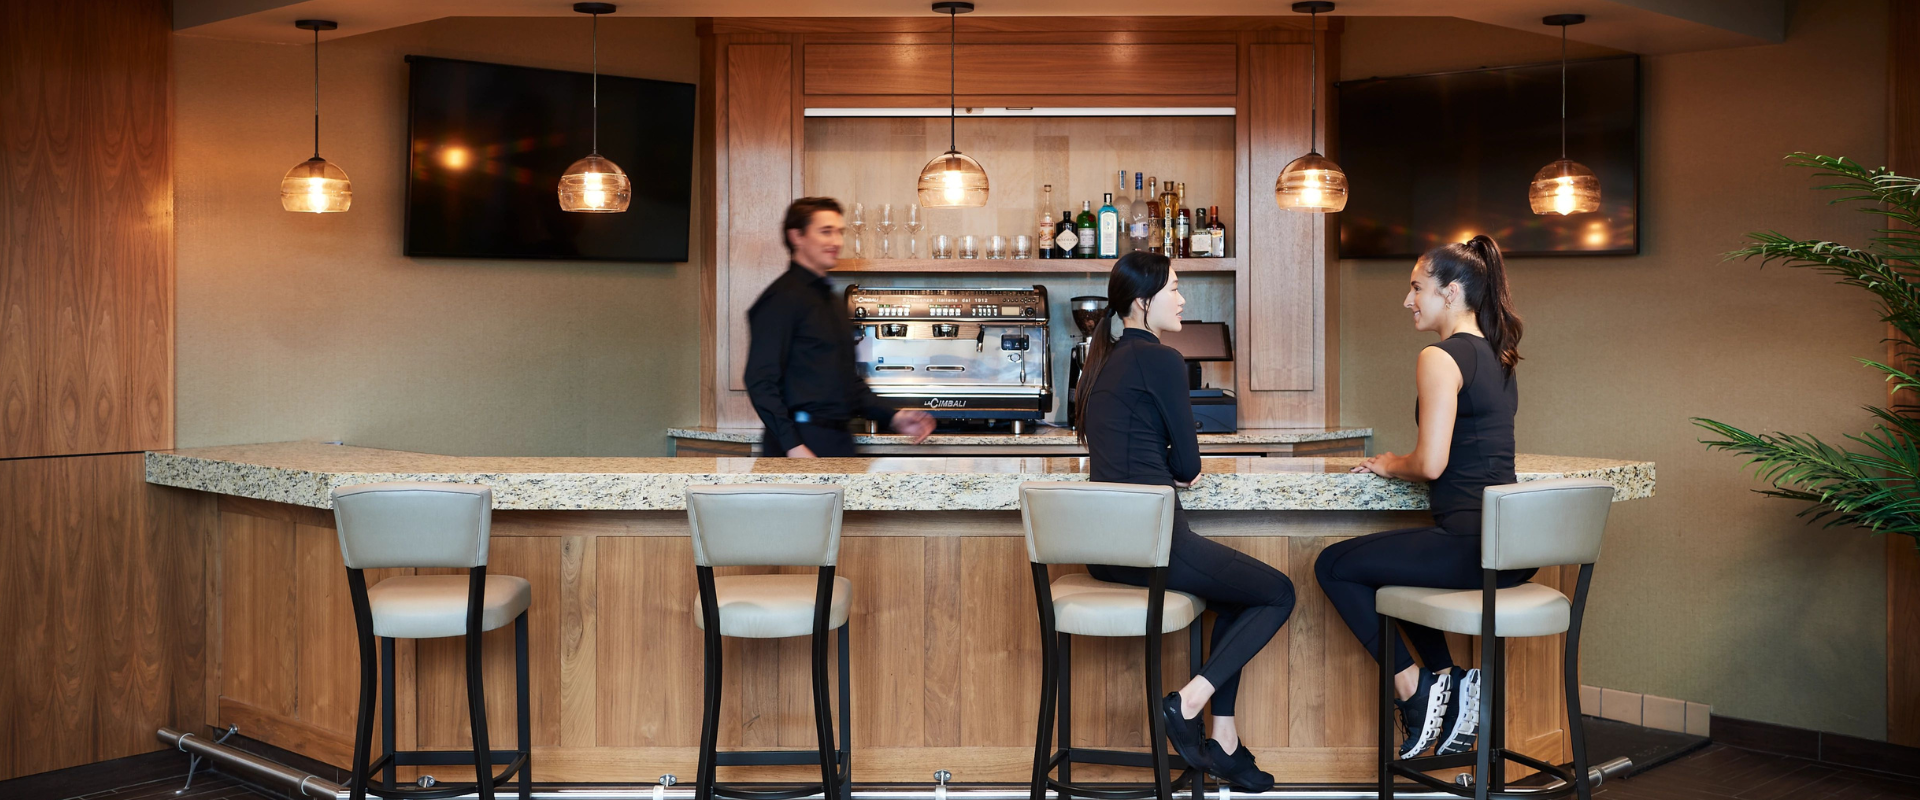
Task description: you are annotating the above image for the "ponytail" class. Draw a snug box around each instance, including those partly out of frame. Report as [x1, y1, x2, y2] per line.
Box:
[1073, 252, 1173, 444]
[1421, 235, 1524, 375]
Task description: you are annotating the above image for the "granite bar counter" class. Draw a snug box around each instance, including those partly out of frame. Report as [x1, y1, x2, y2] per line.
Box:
[667, 425, 1374, 458]
[149, 442, 1651, 787]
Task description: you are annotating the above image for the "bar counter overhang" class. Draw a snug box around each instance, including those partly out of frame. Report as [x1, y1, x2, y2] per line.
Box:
[147, 443, 1653, 786]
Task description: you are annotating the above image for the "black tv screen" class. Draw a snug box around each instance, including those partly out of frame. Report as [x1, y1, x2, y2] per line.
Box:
[1336, 55, 1639, 258]
[404, 56, 695, 261]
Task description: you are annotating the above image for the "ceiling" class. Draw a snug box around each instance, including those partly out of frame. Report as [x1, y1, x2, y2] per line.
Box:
[173, 0, 1786, 55]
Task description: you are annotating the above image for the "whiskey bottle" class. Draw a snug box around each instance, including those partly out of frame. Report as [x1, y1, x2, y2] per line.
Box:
[1175, 208, 1192, 258]
[1075, 201, 1097, 259]
[1158, 179, 1180, 255]
[1208, 206, 1226, 257]
[1190, 208, 1211, 257]
[1098, 193, 1120, 259]
[1038, 185, 1055, 260]
[1145, 177, 1163, 255]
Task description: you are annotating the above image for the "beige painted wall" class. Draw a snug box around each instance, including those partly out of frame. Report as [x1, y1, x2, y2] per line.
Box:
[1340, 1, 1891, 738]
[174, 17, 702, 456]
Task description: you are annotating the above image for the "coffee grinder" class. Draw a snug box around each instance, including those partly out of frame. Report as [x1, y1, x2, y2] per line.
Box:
[1066, 295, 1109, 429]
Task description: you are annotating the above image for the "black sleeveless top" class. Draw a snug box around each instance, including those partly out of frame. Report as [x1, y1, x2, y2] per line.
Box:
[1424, 333, 1518, 518]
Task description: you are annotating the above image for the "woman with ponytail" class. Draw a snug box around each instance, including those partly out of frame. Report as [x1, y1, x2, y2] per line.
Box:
[1313, 235, 1526, 763]
[1076, 252, 1295, 792]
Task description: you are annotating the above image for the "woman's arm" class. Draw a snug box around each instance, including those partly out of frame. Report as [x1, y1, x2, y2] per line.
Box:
[1145, 346, 1204, 485]
[1352, 346, 1460, 481]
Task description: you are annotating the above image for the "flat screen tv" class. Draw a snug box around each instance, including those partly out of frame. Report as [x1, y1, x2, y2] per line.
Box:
[404, 56, 696, 262]
[1335, 55, 1639, 259]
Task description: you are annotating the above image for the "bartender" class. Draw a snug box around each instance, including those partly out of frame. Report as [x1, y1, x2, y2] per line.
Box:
[744, 197, 936, 457]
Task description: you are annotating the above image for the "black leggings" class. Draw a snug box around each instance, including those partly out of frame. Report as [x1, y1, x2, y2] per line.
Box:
[1314, 511, 1536, 674]
[1088, 506, 1295, 716]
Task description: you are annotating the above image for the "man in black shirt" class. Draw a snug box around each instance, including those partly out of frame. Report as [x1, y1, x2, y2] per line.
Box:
[744, 197, 934, 457]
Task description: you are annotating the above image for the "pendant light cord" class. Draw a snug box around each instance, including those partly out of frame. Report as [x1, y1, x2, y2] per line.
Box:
[1309, 8, 1318, 154]
[592, 12, 601, 155]
[948, 7, 957, 154]
[311, 26, 320, 159]
[1559, 22, 1568, 159]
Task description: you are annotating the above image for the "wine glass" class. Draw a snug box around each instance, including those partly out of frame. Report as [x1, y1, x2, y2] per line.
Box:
[849, 202, 866, 259]
[905, 204, 924, 258]
[876, 204, 896, 259]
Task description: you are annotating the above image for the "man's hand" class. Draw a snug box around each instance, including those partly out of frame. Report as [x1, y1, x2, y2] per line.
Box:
[891, 410, 936, 444]
[787, 444, 818, 458]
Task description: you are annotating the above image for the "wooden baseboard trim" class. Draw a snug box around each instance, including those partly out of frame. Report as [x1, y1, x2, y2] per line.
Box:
[1712, 714, 1920, 778]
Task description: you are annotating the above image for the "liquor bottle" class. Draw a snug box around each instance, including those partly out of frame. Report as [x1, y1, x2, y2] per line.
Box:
[1075, 201, 1097, 259]
[1159, 179, 1180, 255]
[1190, 208, 1211, 257]
[1098, 192, 1120, 259]
[1175, 208, 1192, 258]
[1145, 177, 1163, 255]
[1208, 206, 1226, 257]
[1055, 208, 1078, 259]
[1112, 171, 1131, 254]
[1128, 173, 1152, 253]
[1038, 185, 1055, 260]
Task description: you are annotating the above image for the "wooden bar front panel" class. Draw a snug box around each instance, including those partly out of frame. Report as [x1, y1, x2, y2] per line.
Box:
[804, 44, 1237, 99]
[206, 498, 1571, 785]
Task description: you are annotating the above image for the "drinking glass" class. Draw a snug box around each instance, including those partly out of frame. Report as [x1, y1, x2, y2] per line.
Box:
[988, 235, 1008, 259]
[959, 235, 979, 259]
[905, 205, 924, 258]
[849, 202, 867, 259]
[875, 204, 896, 259]
[1014, 235, 1033, 259]
[932, 234, 953, 259]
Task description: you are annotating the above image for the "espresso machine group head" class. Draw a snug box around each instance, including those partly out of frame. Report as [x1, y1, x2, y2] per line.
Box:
[1066, 295, 1109, 429]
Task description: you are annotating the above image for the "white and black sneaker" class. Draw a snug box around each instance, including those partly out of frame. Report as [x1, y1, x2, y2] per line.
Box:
[1435, 667, 1481, 756]
[1394, 669, 1452, 760]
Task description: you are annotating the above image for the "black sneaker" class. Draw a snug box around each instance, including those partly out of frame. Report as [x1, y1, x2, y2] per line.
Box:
[1395, 669, 1452, 760]
[1436, 667, 1481, 756]
[1201, 739, 1274, 792]
[1160, 693, 1211, 774]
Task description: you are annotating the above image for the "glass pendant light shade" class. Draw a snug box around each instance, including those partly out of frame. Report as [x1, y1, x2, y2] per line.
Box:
[1275, 151, 1348, 213]
[559, 154, 631, 212]
[917, 150, 989, 208]
[280, 157, 352, 213]
[1529, 158, 1600, 216]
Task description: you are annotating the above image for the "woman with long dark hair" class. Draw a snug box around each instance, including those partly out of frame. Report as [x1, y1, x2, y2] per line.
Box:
[1076, 252, 1296, 792]
[1313, 235, 1526, 762]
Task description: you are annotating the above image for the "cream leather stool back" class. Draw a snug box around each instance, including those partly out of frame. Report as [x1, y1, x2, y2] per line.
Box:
[1374, 476, 1617, 800]
[1019, 482, 1204, 800]
[684, 484, 851, 800]
[330, 481, 532, 800]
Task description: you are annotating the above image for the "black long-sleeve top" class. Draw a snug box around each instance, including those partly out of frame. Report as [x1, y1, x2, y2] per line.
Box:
[1082, 328, 1203, 488]
[743, 263, 895, 453]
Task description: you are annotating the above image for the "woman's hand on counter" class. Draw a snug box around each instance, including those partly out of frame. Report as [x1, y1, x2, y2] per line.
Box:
[1352, 453, 1396, 476]
[892, 409, 936, 444]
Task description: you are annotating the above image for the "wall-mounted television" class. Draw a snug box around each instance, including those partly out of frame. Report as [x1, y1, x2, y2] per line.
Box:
[1336, 55, 1640, 259]
[403, 55, 696, 262]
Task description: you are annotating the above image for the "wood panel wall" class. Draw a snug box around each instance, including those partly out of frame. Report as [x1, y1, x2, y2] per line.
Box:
[1887, 0, 1920, 749]
[0, 0, 182, 782]
[206, 499, 1573, 785]
[699, 18, 1340, 431]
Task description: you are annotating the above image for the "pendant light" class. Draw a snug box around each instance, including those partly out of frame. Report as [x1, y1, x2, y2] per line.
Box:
[559, 3, 631, 213]
[280, 20, 351, 213]
[1530, 14, 1601, 216]
[916, 2, 989, 208]
[1275, 2, 1347, 213]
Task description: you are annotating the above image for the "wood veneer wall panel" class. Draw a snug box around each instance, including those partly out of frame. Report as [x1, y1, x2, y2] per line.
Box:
[804, 44, 1235, 98]
[0, 0, 173, 459]
[1246, 44, 1316, 393]
[722, 44, 796, 395]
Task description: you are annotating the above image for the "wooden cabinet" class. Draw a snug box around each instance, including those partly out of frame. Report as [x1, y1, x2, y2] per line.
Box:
[699, 18, 1341, 431]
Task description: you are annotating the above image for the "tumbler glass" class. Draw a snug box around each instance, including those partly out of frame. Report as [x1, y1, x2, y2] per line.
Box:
[1014, 235, 1033, 259]
[988, 235, 1008, 259]
[932, 234, 954, 259]
[959, 235, 979, 259]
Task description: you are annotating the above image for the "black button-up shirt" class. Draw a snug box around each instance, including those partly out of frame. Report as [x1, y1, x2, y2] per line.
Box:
[744, 263, 896, 452]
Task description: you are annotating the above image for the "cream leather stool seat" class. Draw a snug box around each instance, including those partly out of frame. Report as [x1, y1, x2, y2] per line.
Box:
[1374, 582, 1569, 639]
[1050, 573, 1204, 637]
[693, 574, 852, 639]
[368, 574, 534, 639]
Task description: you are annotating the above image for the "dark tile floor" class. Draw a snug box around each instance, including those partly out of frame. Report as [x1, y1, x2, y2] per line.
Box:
[32, 743, 1920, 800]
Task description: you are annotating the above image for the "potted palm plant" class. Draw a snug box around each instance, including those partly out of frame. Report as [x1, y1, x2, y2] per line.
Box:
[1695, 153, 1920, 548]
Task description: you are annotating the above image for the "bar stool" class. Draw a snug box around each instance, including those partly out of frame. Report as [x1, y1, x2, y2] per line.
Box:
[333, 482, 532, 800]
[687, 485, 852, 800]
[1375, 477, 1616, 800]
[1021, 482, 1207, 800]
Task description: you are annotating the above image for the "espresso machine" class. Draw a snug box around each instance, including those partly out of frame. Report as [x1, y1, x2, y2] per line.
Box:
[845, 285, 1052, 432]
[1066, 295, 1108, 429]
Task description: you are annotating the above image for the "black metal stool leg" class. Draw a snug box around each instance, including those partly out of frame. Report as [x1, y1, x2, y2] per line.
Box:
[697, 568, 723, 800]
[1490, 636, 1507, 793]
[1058, 632, 1073, 791]
[1378, 612, 1394, 800]
[1145, 569, 1171, 800]
[1030, 564, 1059, 800]
[466, 570, 497, 800]
[517, 612, 532, 800]
[1187, 623, 1203, 800]
[349, 570, 377, 800]
[811, 570, 839, 800]
[1475, 571, 1496, 800]
[1567, 564, 1595, 800]
[382, 637, 397, 793]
